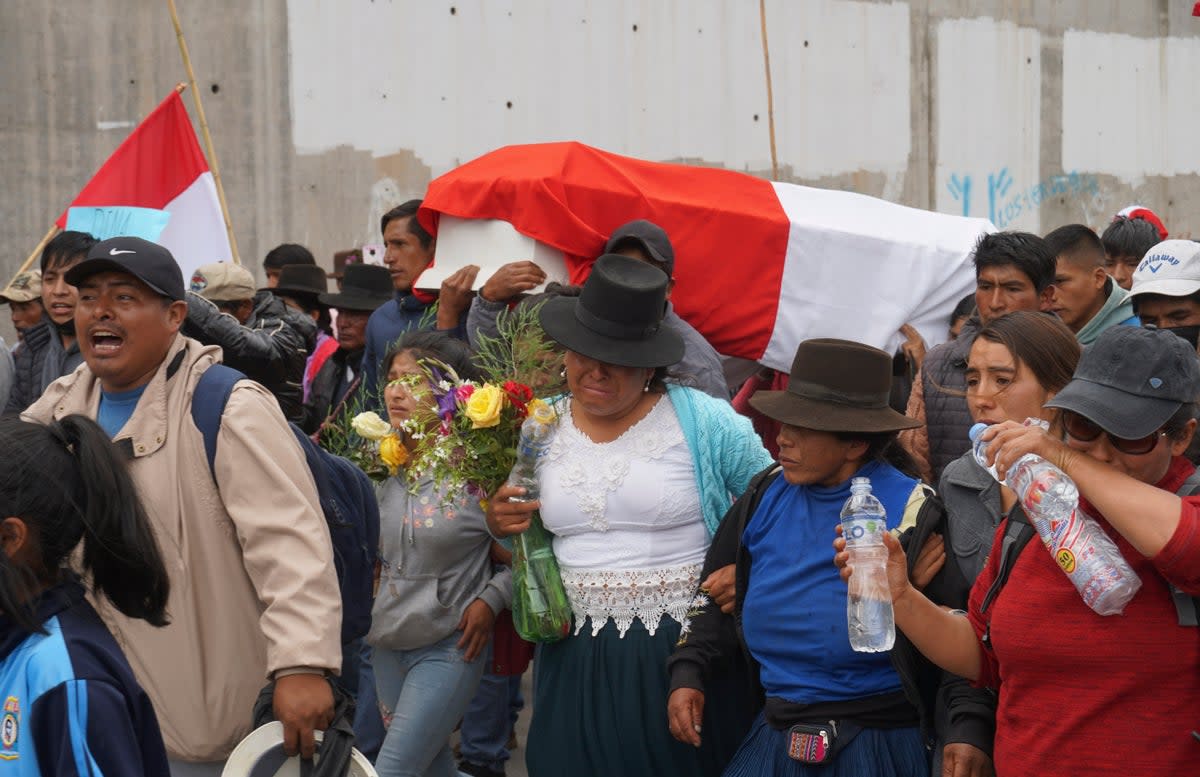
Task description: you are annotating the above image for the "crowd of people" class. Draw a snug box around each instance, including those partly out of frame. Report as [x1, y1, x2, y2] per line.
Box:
[0, 198, 1196, 777]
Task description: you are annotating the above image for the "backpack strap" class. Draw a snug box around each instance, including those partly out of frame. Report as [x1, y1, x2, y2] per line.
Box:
[978, 504, 1036, 651]
[1170, 473, 1200, 627]
[190, 364, 247, 478]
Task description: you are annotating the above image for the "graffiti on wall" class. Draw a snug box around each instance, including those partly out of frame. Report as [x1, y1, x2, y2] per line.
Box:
[946, 167, 1101, 229]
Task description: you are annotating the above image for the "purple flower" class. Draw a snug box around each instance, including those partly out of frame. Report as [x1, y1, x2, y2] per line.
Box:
[436, 389, 458, 420]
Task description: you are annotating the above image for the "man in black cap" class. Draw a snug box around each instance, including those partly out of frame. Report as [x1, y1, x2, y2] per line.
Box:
[21, 236, 342, 773]
[303, 263, 393, 435]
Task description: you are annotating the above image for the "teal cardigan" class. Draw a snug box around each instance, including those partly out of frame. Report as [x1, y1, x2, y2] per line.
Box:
[665, 384, 774, 535]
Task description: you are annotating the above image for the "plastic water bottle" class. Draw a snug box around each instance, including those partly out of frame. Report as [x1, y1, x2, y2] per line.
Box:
[506, 403, 572, 642]
[507, 402, 556, 503]
[841, 477, 896, 652]
[969, 422, 1141, 615]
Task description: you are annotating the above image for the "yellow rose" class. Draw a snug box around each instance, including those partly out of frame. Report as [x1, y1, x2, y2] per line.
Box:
[379, 434, 409, 475]
[464, 383, 505, 429]
[352, 411, 392, 441]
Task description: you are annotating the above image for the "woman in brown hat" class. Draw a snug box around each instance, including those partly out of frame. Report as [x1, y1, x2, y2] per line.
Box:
[667, 338, 938, 777]
[487, 254, 772, 777]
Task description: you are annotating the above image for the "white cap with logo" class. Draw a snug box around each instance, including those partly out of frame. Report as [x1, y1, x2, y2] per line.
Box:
[1128, 239, 1200, 300]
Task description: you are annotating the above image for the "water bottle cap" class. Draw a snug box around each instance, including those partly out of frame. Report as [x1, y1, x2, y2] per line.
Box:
[969, 422, 989, 442]
[850, 476, 872, 492]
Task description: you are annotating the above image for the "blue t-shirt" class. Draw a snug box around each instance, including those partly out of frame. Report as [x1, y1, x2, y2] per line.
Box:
[740, 460, 917, 704]
[97, 385, 147, 438]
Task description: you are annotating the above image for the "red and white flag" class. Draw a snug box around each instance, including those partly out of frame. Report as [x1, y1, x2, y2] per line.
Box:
[419, 142, 993, 371]
[55, 90, 231, 281]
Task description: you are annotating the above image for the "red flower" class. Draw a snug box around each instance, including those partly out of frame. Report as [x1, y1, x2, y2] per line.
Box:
[503, 381, 534, 419]
[455, 384, 476, 402]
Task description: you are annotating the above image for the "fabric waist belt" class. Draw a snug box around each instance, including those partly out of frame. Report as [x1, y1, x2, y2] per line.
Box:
[764, 691, 918, 731]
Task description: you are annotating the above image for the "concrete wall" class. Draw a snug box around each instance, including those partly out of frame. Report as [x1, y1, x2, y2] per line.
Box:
[2, 0, 1198, 341]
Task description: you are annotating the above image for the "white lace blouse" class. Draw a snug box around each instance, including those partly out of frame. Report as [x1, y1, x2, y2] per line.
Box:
[539, 397, 709, 637]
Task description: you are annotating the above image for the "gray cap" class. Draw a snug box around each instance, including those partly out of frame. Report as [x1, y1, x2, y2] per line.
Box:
[604, 220, 675, 278]
[1045, 325, 1200, 439]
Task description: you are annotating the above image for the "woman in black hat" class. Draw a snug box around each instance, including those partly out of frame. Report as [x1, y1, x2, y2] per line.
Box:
[487, 254, 772, 777]
[667, 338, 938, 777]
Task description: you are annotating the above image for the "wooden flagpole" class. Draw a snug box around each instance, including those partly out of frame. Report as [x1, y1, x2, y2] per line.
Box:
[167, 0, 242, 264]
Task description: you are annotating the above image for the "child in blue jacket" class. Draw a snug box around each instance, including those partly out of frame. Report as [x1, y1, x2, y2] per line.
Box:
[0, 415, 170, 775]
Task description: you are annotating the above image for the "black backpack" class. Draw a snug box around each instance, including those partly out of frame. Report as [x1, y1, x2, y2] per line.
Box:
[191, 364, 380, 647]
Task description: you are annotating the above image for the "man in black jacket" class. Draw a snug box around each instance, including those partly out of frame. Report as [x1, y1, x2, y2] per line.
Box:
[303, 264, 393, 435]
[185, 261, 315, 423]
[4, 230, 96, 414]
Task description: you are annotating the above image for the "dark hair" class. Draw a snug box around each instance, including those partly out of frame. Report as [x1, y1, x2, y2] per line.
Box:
[0, 416, 169, 633]
[832, 431, 922, 481]
[950, 293, 977, 326]
[40, 231, 98, 273]
[263, 243, 316, 271]
[381, 330, 481, 391]
[1101, 216, 1161, 261]
[1044, 224, 1105, 268]
[380, 199, 433, 251]
[974, 311, 1080, 396]
[281, 294, 333, 336]
[972, 231, 1056, 293]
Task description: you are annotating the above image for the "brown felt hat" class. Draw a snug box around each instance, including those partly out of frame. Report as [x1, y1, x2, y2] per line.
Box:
[749, 339, 921, 433]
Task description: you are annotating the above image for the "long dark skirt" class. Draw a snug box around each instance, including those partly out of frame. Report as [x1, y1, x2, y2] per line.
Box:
[526, 615, 753, 777]
[722, 711, 929, 777]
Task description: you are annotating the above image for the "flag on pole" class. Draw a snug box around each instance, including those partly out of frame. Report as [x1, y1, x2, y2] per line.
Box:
[55, 90, 231, 281]
[418, 142, 994, 371]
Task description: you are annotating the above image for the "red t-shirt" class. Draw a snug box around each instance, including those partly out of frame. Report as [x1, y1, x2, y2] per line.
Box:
[967, 455, 1200, 776]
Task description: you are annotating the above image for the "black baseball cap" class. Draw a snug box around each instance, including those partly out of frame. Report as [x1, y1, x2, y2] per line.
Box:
[604, 220, 675, 278]
[66, 236, 186, 301]
[1045, 325, 1200, 439]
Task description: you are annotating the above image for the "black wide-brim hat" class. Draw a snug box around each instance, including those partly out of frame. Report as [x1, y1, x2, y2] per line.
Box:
[539, 253, 684, 369]
[750, 338, 921, 433]
[263, 264, 329, 302]
[319, 263, 393, 312]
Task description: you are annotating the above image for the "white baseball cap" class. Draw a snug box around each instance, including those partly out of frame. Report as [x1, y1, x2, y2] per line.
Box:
[1128, 239, 1200, 300]
[221, 722, 378, 777]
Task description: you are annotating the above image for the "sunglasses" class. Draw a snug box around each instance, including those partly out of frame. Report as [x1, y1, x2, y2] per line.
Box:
[1062, 410, 1167, 455]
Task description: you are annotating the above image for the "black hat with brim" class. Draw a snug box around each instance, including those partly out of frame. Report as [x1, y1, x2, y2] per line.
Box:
[538, 253, 684, 369]
[318, 264, 392, 312]
[266, 264, 330, 304]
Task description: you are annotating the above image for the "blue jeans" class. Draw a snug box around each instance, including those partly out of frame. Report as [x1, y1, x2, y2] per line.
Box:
[458, 650, 524, 772]
[373, 633, 486, 777]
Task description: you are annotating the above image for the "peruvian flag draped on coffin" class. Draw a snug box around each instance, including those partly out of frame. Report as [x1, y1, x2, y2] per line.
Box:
[55, 89, 231, 281]
[418, 142, 994, 372]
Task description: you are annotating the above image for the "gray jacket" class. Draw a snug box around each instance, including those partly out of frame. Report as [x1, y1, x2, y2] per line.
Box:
[468, 296, 729, 400]
[367, 475, 512, 651]
[937, 450, 1004, 582]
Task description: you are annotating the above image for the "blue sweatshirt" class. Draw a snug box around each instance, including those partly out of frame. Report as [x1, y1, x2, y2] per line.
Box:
[0, 579, 169, 776]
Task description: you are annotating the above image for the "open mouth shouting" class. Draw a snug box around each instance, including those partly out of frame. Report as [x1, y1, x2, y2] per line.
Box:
[89, 326, 125, 356]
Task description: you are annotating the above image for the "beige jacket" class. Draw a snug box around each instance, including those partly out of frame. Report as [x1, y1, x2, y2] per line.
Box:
[24, 335, 342, 761]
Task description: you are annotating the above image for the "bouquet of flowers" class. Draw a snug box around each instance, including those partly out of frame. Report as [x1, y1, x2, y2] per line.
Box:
[398, 303, 565, 502]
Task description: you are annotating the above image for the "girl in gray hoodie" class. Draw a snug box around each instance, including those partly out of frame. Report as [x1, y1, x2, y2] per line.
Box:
[366, 332, 512, 777]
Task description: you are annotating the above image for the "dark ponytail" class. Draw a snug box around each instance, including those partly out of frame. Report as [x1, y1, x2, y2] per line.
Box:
[0, 415, 170, 632]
